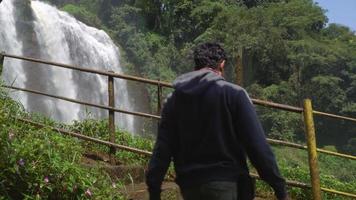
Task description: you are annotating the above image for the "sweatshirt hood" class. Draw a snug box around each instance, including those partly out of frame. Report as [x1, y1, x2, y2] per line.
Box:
[173, 69, 224, 95]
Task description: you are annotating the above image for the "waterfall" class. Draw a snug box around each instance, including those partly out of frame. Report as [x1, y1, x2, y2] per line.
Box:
[0, 0, 27, 104]
[0, 0, 135, 133]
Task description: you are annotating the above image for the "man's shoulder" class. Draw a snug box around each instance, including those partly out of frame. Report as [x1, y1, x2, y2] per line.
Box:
[216, 80, 246, 93]
[217, 80, 252, 103]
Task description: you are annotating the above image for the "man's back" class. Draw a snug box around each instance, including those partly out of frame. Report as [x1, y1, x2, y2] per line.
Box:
[170, 69, 250, 187]
[146, 42, 288, 200]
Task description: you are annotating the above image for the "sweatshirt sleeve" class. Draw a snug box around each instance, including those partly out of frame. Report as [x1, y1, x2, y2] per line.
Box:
[234, 90, 287, 200]
[146, 94, 175, 200]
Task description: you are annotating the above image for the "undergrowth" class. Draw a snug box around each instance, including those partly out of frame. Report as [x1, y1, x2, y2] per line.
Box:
[0, 87, 123, 199]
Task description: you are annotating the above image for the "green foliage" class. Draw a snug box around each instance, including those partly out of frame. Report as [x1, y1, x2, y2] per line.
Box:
[344, 138, 356, 155]
[250, 145, 356, 199]
[0, 84, 26, 119]
[46, 0, 356, 146]
[115, 130, 153, 165]
[69, 119, 110, 152]
[269, 146, 356, 200]
[307, 76, 346, 112]
[61, 4, 102, 27]
[0, 89, 123, 199]
[24, 0, 356, 197]
[67, 118, 153, 165]
[318, 152, 356, 183]
[191, 0, 356, 152]
[249, 82, 304, 142]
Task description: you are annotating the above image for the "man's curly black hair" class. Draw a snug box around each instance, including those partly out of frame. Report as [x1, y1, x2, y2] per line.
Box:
[194, 42, 226, 70]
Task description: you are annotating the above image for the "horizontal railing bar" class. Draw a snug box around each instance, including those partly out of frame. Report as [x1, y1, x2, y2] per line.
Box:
[250, 173, 310, 189]
[251, 99, 303, 113]
[14, 116, 356, 199]
[252, 98, 356, 123]
[313, 110, 356, 123]
[320, 187, 356, 198]
[2, 53, 172, 87]
[317, 148, 356, 160]
[3, 53, 356, 123]
[14, 117, 152, 157]
[268, 138, 306, 150]
[250, 173, 356, 198]
[268, 138, 356, 160]
[3, 85, 355, 160]
[251, 96, 356, 122]
[3, 84, 355, 160]
[3, 85, 161, 120]
[251, 98, 356, 123]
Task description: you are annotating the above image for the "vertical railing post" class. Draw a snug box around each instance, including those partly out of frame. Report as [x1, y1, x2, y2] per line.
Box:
[157, 81, 162, 114]
[108, 71, 116, 165]
[303, 99, 322, 200]
[236, 47, 243, 86]
[157, 81, 162, 133]
[0, 52, 5, 76]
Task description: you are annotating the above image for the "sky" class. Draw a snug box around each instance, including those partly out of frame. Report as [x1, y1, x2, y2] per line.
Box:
[314, 0, 356, 31]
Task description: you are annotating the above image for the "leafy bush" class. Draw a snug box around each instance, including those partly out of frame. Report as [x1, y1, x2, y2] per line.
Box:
[272, 146, 356, 200]
[68, 118, 153, 165]
[69, 119, 110, 153]
[115, 129, 153, 165]
[0, 91, 123, 199]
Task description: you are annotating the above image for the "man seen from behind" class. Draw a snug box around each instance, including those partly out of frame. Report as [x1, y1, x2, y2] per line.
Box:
[146, 42, 288, 200]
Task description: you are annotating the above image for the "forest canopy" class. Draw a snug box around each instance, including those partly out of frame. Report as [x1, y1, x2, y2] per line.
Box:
[45, 0, 356, 155]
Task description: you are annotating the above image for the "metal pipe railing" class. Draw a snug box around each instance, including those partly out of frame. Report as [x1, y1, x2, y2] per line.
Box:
[1, 54, 356, 160]
[2, 53, 356, 199]
[303, 99, 322, 200]
[250, 173, 356, 198]
[7, 81, 354, 163]
[313, 110, 356, 123]
[11, 116, 356, 199]
[267, 139, 356, 160]
[14, 117, 152, 157]
[2, 53, 172, 87]
[3, 85, 161, 120]
[4, 85, 355, 160]
[3, 52, 356, 123]
[108, 72, 116, 164]
[2, 66, 355, 161]
[251, 98, 303, 113]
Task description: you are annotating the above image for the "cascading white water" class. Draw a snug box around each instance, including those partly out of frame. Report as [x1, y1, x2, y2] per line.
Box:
[0, 0, 27, 104]
[0, 0, 135, 133]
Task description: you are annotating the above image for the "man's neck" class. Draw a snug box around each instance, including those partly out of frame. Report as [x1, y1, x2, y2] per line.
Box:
[200, 67, 222, 76]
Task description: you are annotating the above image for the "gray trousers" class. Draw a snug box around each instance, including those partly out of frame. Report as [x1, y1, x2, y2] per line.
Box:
[181, 181, 238, 200]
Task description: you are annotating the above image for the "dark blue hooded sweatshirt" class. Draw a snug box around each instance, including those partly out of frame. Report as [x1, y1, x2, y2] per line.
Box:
[146, 69, 287, 199]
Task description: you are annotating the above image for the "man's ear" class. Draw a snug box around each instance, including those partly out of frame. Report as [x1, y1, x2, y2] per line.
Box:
[219, 60, 226, 71]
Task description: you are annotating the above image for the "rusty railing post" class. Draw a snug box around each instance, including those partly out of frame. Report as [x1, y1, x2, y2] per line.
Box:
[0, 52, 5, 76]
[157, 81, 162, 114]
[236, 47, 243, 86]
[303, 99, 322, 200]
[108, 71, 116, 165]
[157, 80, 162, 133]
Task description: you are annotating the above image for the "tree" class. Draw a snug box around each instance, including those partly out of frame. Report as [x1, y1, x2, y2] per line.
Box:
[45, 0, 356, 151]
